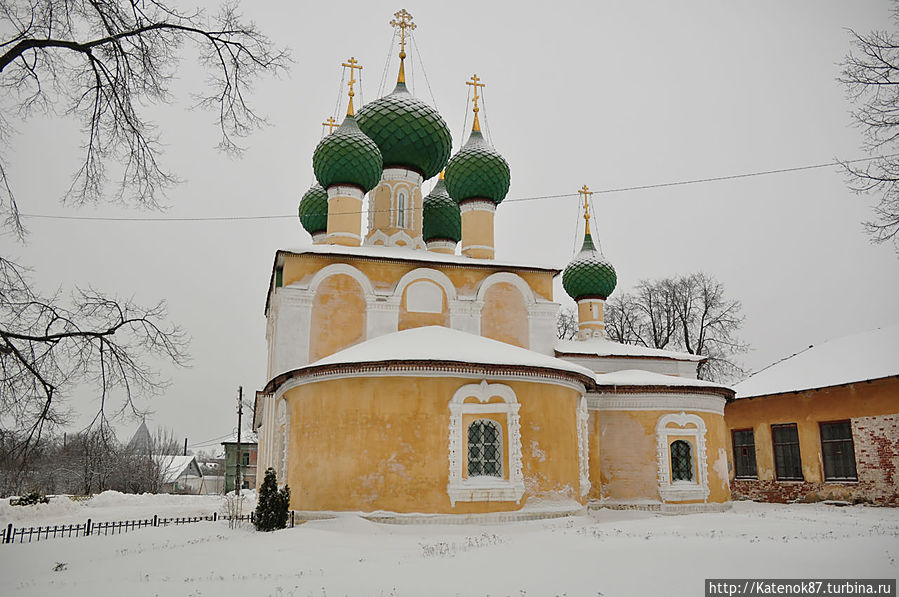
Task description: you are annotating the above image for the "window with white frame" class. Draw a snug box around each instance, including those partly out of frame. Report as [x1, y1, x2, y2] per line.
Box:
[396, 189, 407, 228]
[447, 381, 524, 506]
[655, 412, 710, 502]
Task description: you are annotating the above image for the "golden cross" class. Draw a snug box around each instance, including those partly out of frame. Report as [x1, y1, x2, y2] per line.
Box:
[466, 74, 486, 131]
[341, 57, 363, 115]
[390, 9, 416, 57]
[322, 116, 338, 134]
[578, 185, 594, 233]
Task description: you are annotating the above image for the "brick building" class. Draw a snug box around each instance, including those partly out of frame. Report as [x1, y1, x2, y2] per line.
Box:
[726, 325, 899, 505]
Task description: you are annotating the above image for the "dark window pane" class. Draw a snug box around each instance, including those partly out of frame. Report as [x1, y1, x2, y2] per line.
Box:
[670, 440, 693, 481]
[772, 424, 803, 480]
[820, 421, 858, 481]
[467, 419, 502, 478]
[732, 429, 757, 479]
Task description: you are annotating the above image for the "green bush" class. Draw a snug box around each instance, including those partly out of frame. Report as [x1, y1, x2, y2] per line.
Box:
[12, 492, 50, 506]
[253, 467, 290, 531]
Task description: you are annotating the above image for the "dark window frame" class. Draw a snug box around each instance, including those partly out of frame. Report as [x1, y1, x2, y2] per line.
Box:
[670, 439, 694, 482]
[819, 420, 858, 482]
[732, 428, 758, 479]
[467, 419, 503, 478]
[771, 423, 803, 481]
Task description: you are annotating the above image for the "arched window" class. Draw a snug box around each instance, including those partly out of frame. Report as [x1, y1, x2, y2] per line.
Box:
[468, 419, 502, 477]
[670, 440, 693, 482]
[396, 190, 407, 228]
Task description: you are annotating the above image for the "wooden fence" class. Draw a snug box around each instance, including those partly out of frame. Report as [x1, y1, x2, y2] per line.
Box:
[0, 511, 293, 545]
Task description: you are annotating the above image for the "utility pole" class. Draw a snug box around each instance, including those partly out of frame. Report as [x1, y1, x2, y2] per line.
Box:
[183, 438, 187, 456]
[236, 386, 243, 495]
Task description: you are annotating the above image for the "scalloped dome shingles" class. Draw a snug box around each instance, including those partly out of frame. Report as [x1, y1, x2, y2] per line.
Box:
[562, 233, 617, 300]
[444, 130, 511, 205]
[356, 82, 452, 180]
[298, 183, 328, 234]
[312, 115, 383, 192]
[422, 178, 461, 242]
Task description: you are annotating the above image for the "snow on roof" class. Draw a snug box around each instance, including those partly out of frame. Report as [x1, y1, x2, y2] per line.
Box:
[221, 433, 258, 445]
[153, 455, 201, 484]
[733, 323, 899, 399]
[301, 326, 596, 380]
[555, 337, 706, 362]
[594, 369, 732, 391]
[280, 245, 562, 273]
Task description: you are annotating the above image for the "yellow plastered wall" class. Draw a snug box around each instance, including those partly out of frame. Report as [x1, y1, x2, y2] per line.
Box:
[308, 274, 366, 361]
[280, 253, 554, 303]
[284, 376, 583, 513]
[593, 409, 731, 503]
[724, 377, 899, 482]
[326, 195, 362, 247]
[398, 280, 449, 330]
[577, 299, 605, 335]
[461, 206, 494, 259]
[481, 282, 529, 349]
[366, 179, 423, 243]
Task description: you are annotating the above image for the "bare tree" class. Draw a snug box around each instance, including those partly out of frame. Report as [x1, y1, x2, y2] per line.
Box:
[839, 7, 899, 251]
[605, 273, 747, 382]
[0, 1, 285, 476]
[556, 307, 578, 340]
[0, 0, 289, 236]
[0, 256, 188, 467]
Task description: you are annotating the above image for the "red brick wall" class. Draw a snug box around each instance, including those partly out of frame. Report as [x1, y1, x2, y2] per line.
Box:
[731, 414, 899, 506]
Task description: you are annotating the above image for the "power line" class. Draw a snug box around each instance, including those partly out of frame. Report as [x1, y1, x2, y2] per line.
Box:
[17, 154, 896, 223]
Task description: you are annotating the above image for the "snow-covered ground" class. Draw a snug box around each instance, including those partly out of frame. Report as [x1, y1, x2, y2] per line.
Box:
[1, 492, 897, 596]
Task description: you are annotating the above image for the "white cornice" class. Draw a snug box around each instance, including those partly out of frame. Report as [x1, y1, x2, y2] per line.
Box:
[585, 392, 725, 415]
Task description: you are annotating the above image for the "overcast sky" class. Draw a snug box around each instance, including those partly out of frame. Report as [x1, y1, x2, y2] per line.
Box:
[3, 1, 897, 453]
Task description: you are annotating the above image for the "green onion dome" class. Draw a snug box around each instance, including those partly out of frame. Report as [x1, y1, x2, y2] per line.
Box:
[312, 114, 382, 192]
[298, 183, 328, 235]
[444, 130, 511, 205]
[562, 232, 617, 300]
[422, 177, 461, 242]
[356, 82, 452, 180]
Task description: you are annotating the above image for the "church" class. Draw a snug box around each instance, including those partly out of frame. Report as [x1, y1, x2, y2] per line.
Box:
[253, 10, 733, 518]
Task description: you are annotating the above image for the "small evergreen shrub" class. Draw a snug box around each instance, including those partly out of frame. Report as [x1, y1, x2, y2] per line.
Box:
[253, 467, 290, 531]
[12, 492, 50, 506]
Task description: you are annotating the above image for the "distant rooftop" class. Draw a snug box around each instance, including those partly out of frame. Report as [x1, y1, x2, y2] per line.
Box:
[555, 337, 706, 362]
[733, 323, 899, 399]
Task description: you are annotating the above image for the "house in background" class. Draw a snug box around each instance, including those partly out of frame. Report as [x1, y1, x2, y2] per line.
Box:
[222, 438, 258, 492]
[155, 455, 205, 494]
[726, 324, 899, 505]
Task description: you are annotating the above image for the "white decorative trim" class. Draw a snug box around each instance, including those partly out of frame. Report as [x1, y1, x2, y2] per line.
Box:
[585, 392, 726, 415]
[447, 381, 525, 506]
[394, 268, 458, 302]
[306, 263, 376, 298]
[327, 185, 364, 200]
[459, 199, 496, 213]
[382, 167, 424, 185]
[462, 245, 496, 255]
[655, 412, 710, 503]
[325, 231, 363, 243]
[271, 364, 587, 398]
[475, 271, 537, 306]
[577, 397, 591, 497]
[426, 239, 457, 252]
[364, 228, 426, 250]
[277, 398, 289, 485]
